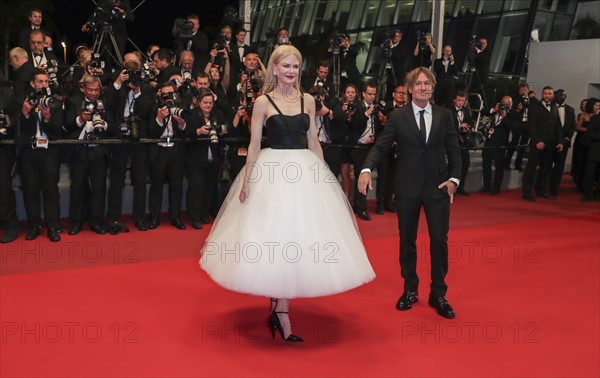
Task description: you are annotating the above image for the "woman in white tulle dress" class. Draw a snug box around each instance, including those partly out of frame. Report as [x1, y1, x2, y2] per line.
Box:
[200, 45, 375, 342]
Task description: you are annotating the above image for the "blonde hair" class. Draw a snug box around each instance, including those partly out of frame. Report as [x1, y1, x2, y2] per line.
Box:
[9, 47, 28, 60]
[404, 67, 436, 102]
[261, 45, 302, 95]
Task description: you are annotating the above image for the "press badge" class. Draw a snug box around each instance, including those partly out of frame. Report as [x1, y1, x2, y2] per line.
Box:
[237, 147, 247, 156]
[36, 136, 49, 149]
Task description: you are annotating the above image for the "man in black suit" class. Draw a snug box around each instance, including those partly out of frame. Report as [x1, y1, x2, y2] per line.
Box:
[18, 8, 50, 50]
[385, 29, 408, 98]
[82, 0, 133, 62]
[522, 86, 564, 201]
[17, 69, 63, 242]
[433, 45, 458, 108]
[505, 83, 531, 171]
[8, 47, 35, 101]
[228, 28, 252, 94]
[147, 83, 188, 230]
[549, 89, 576, 196]
[472, 37, 491, 107]
[105, 54, 155, 233]
[183, 14, 209, 75]
[481, 96, 518, 194]
[330, 34, 361, 90]
[358, 67, 461, 319]
[303, 61, 335, 99]
[64, 74, 116, 235]
[0, 75, 19, 243]
[450, 91, 473, 196]
[348, 83, 384, 221]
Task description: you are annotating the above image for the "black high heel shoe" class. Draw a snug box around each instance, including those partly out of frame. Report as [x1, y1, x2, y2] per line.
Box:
[268, 311, 303, 342]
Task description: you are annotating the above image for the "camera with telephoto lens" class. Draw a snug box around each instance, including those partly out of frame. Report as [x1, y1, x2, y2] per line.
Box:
[0, 110, 11, 139]
[83, 99, 106, 139]
[498, 103, 510, 112]
[26, 87, 61, 110]
[206, 121, 226, 144]
[158, 91, 189, 118]
[120, 114, 140, 141]
[416, 31, 430, 51]
[87, 53, 105, 77]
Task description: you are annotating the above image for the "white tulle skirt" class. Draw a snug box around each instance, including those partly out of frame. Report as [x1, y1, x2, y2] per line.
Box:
[199, 148, 375, 298]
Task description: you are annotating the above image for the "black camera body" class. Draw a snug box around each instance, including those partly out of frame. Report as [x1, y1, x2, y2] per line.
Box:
[158, 92, 189, 118]
[27, 88, 62, 110]
[126, 67, 145, 86]
[82, 99, 107, 138]
[346, 101, 356, 113]
[416, 31, 429, 50]
[0, 110, 11, 139]
[373, 100, 386, 113]
[498, 103, 510, 112]
[88, 0, 122, 30]
[265, 27, 278, 46]
[467, 35, 483, 66]
[214, 34, 228, 52]
[172, 18, 193, 39]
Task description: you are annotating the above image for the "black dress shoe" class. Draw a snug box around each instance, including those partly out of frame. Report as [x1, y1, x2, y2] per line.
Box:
[25, 225, 41, 241]
[148, 219, 159, 230]
[69, 223, 83, 235]
[428, 296, 455, 319]
[522, 194, 536, 202]
[456, 188, 470, 196]
[56, 224, 65, 233]
[47, 227, 61, 242]
[89, 222, 106, 235]
[478, 187, 491, 194]
[201, 216, 211, 224]
[385, 202, 395, 212]
[357, 210, 371, 221]
[191, 221, 203, 230]
[0, 228, 19, 243]
[542, 194, 556, 200]
[489, 190, 500, 195]
[134, 220, 149, 231]
[108, 221, 129, 235]
[376, 205, 385, 215]
[171, 218, 186, 230]
[396, 292, 419, 311]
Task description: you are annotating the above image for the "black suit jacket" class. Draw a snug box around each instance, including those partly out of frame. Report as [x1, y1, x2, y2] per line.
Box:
[64, 92, 117, 139]
[18, 104, 64, 141]
[362, 103, 461, 199]
[185, 108, 228, 166]
[11, 62, 35, 101]
[474, 48, 491, 85]
[528, 100, 564, 147]
[556, 103, 576, 148]
[347, 102, 381, 144]
[587, 114, 600, 162]
[389, 44, 408, 86]
[106, 83, 155, 138]
[188, 31, 210, 74]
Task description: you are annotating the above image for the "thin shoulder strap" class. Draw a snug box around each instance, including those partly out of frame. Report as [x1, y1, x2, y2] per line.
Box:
[265, 94, 284, 115]
[300, 91, 304, 114]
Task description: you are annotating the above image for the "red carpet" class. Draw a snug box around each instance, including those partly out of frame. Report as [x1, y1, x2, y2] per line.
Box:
[1, 180, 599, 377]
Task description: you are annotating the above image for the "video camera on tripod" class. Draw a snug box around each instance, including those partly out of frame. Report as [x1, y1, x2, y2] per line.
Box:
[172, 19, 194, 39]
[466, 35, 483, 68]
[86, 0, 124, 32]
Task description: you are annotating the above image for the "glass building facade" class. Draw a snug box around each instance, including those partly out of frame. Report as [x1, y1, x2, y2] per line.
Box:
[249, 0, 581, 80]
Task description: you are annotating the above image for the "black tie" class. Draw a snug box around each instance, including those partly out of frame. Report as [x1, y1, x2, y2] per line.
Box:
[419, 109, 426, 142]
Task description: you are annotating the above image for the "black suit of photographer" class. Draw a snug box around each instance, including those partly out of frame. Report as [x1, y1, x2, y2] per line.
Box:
[185, 108, 228, 224]
[482, 110, 517, 193]
[473, 48, 491, 95]
[187, 31, 210, 75]
[450, 105, 473, 188]
[105, 81, 154, 226]
[549, 102, 576, 195]
[0, 84, 19, 243]
[522, 100, 564, 197]
[87, 0, 133, 59]
[331, 45, 361, 90]
[433, 58, 457, 108]
[65, 91, 116, 229]
[147, 105, 187, 226]
[505, 96, 530, 170]
[346, 101, 381, 213]
[18, 93, 64, 232]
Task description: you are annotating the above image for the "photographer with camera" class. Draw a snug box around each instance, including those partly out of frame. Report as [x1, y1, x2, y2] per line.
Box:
[65, 74, 115, 235]
[308, 85, 342, 179]
[147, 82, 188, 230]
[449, 92, 473, 196]
[17, 69, 64, 242]
[8, 47, 35, 101]
[82, 0, 133, 64]
[504, 83, 531, 171]
[151, 49, 180, 89]
[27, 30, 62, 88]
[331, 84, 359, 199]
[178, 50, 198, 83]
[204, 45, 231, 99]
[18, 8, 51, 50]
[522, 86, 564, 202]
[328, 33, 361, 91]
[549, 89, 576, 197]
[185, 89, 229, 228]
[177, 14, 209, 75]
[105, 55, 155, 232]
[481, 96, 518, 195]
[0, 74, 19, 243]
[433, 45, 458, 108]
[471, 37, 491, 106]
[412, 32, 436, 69]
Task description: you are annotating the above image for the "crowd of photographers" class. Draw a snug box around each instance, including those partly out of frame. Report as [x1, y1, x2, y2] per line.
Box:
[1, 4, 598, 244]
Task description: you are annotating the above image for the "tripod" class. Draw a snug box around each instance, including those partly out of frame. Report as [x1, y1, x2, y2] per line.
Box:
[464, 63, 488, 109]
[91, 24, 123, 67]
[331, 46, 341, 99]
[375, 50, 397, 101]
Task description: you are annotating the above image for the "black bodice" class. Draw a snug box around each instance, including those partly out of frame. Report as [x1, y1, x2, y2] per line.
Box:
[265, 94, 310, 150]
